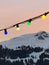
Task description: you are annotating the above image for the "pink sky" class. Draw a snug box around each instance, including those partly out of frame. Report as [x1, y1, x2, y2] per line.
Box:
[0, 0, 49, 42]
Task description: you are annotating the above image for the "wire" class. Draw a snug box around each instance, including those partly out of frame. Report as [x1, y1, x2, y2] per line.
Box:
[0, 12, 49, 31]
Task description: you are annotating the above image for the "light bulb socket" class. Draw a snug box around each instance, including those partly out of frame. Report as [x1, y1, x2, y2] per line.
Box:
[4, 29, 8, 35]
[28, 19, 32, 22]
[16, 24, 19, 28]
[44, 12, 49, 16]
[4, 29, 7, 32]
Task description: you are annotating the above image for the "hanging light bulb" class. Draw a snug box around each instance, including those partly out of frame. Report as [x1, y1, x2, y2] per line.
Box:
[4, 29, 8, 35]
[16, 24, 20, 30]
[26, 19, 32, 26]
[41, 14, 46, 19]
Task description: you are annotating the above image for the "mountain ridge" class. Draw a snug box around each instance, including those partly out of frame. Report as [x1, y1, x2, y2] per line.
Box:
[0, 31, 49, 50]
[0, 31, 49, 65]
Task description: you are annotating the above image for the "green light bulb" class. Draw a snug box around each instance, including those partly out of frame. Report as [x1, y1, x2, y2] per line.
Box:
[26, 21, 31, 26]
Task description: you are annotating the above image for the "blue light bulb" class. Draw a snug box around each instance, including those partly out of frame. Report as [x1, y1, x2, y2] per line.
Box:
[4, 29, 8, 35]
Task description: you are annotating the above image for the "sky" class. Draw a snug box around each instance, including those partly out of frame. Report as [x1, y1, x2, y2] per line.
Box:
[0, 0, 49, 42]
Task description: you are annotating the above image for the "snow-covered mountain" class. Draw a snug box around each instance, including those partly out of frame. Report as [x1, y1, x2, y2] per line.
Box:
[0, 31, 49, 49]
[0, 31, 49, 65]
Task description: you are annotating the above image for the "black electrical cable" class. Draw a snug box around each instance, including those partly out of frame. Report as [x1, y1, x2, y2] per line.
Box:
[0, 12, 49, 31]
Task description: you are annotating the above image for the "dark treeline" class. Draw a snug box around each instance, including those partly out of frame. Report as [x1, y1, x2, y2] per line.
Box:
[0, 45, 49, 65]
[0, 45, 43, 59]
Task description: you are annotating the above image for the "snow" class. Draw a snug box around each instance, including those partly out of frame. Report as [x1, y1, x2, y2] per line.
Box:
[0, 32, 49, 50]
[0, 31, 49, 64]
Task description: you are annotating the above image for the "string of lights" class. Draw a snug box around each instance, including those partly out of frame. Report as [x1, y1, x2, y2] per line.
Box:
[0, 12, 49, 35]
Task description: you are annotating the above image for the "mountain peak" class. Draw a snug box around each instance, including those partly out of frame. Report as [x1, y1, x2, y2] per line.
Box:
[35, 31, 49, 40]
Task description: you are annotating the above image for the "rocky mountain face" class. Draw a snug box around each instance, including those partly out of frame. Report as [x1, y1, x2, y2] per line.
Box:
[35, 31, 49, 40]
[0, 31, 49, 65]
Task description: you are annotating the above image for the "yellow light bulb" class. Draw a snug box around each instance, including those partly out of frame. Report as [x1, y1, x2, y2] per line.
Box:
[17, 27, 20, 30]
[41, 15, 46, 19]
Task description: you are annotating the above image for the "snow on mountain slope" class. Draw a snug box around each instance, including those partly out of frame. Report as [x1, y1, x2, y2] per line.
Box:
[0, 31, 49, 50]
[0, 31, 49, 65]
